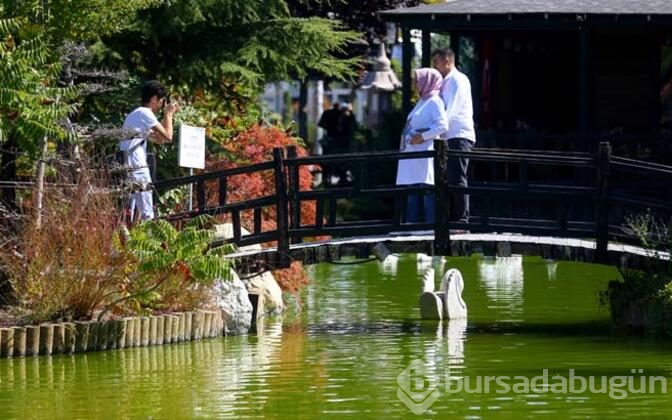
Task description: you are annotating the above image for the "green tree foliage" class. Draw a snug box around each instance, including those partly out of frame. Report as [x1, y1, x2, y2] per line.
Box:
[0, 17, 76, 158]
[99, 0, 361, 90]
[0, 0, 159, 184]
[287, 0, 422, 43]
[1, 0, 160, 42]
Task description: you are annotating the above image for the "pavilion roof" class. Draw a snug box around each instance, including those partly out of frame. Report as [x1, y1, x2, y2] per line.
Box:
[381, 0, 672, 17]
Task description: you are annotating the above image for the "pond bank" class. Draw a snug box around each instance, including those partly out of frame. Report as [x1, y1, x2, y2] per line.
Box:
[0, 310, 223, 358]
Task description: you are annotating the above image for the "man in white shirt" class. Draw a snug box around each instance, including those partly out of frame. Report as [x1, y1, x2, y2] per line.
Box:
[120, 80, 180, 221]
[432, 48, 476, 223]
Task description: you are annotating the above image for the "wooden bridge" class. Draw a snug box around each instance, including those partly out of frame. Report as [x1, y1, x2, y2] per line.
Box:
[154, 141, 672, 273]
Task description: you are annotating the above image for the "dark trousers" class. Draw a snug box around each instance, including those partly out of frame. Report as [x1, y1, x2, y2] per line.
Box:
[448, 138, 473, 222]
[321, 136, 349, 186]
[406, 185, 435, 224]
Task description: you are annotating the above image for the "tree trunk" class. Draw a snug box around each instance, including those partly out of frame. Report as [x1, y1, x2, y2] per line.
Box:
[0, 135, 18, 213]
[34, 137, 48, 229]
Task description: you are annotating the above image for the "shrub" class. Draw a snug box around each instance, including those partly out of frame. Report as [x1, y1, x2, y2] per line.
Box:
[0, 157, 233, 324]
[603, 212, 672, 335]
[0, 160, 127, 323]
[273, 261, 310, 294]
[603, 270, 672, 334]
[105, 215, 233, 318]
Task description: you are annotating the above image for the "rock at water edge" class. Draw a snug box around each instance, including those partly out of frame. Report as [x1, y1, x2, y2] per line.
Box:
[214, 271, 253, 335]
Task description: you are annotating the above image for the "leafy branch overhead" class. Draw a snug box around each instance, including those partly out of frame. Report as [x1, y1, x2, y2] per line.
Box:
[288, 0, 424, 43]
[0, 17, 77, 156]
[0, 0, 160, 162]
[1, 0, 162, 42]
[99, 0, 362, 88]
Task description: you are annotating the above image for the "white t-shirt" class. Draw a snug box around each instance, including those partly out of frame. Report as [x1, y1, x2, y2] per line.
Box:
[440, 68, 476, 143]
[120, 107, 159, 181]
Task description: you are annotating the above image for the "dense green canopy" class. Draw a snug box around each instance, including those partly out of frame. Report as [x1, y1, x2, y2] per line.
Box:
[98, 0, 361, 90]
[0, 0, 362, 180]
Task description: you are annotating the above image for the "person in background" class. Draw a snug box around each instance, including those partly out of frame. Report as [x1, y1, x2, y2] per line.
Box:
[318, 102, 341, 186]
[119, 80, 180, 221]
[396, 68, 449, 224]
[432, 47, 476, 224]
[336, 102, 357, 154]
[334, 102, 357, 185]
[318, 102, 341, 146]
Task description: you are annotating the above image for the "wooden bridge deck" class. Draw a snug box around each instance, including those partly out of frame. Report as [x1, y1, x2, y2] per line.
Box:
[225, 232, 670, 274]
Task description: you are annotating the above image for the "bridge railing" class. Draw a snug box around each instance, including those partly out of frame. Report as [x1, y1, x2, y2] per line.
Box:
[283, 142, 606, 258]
[153, 141, 672, 267]
[607, 155, 672, 246]
[437, 144, 598, 231]
[153, 160, 279, 248]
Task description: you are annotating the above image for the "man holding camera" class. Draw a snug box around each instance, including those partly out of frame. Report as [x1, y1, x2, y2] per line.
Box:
[119, 80, 180, 221]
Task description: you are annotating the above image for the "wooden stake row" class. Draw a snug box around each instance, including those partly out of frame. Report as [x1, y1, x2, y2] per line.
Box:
[0, 310, 224, 358]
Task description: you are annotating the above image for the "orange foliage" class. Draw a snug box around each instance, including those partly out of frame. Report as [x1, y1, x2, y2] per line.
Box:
[272, 261, 310, 294]
[207, 124, 316, 230]
[206, 124, 316, 292]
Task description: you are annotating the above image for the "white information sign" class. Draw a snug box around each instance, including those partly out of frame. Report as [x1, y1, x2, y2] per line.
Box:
[178, 124, 206, 169]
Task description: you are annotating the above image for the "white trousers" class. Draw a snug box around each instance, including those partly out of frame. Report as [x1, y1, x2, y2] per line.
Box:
[129, 169, 154, 221]
[129, 190, 154, 221]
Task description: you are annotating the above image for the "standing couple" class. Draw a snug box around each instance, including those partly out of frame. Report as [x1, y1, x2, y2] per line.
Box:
[396, 48, 475, 225]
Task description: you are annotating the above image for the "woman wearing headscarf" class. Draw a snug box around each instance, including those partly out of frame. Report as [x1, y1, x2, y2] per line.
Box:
[396, 68, 449, 224]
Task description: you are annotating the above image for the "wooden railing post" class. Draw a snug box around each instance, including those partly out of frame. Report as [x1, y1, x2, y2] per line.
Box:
[273, 148, 291, 268]
[286, 146, 302, 244]
[197, 180, 206, 213]
[434, 140, 451, 256]
[594, 141, 611, 263]
[218, 176, 227, 207]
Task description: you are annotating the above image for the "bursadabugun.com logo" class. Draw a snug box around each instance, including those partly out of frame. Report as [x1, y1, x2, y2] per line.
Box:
[397, 359, 440, 415]
[445, 368, 667, 400]
[398, 360, 668, 415]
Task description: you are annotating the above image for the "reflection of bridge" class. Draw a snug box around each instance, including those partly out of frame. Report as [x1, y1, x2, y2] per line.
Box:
[155, 141, 672, 272]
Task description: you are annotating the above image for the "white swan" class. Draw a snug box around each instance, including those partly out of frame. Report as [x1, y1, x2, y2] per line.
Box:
[419, 267, 444, 320]
[421, 267, 435, 293]
[440, 268, 468, 319]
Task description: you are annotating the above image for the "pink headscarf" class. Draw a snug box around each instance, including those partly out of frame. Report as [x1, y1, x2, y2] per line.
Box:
[415, 68, 443, 99]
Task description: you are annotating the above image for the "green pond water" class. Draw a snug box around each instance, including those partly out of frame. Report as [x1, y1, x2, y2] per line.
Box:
[1, 255, 671, 419]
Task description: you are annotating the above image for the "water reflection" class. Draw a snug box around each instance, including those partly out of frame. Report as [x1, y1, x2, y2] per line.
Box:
[2, 256, 668, 418]
[0, 319, 287, 419]
[446, 319, 467, 362]
[420, 318, 468, 400]
[416, 253, 445, 275]
[546, 260, 558, 281]
[380, 254, 399, 276]
[478, 255, 525, 322]
[430, 319, 467, 362]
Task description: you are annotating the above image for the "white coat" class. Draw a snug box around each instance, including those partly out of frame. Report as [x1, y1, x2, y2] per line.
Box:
[396, 95, 449, 185]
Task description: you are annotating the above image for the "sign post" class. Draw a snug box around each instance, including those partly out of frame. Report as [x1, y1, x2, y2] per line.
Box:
[178, 124, 206, 211]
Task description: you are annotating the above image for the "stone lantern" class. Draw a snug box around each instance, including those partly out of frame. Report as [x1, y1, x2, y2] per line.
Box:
[358, 42, 402, 131]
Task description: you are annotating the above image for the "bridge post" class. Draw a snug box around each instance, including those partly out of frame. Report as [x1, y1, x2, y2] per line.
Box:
[594, 142, 611, 264]
[273, 148, 291, 268]
[286, 146, 302, 244]
[434, 140, 451, 256]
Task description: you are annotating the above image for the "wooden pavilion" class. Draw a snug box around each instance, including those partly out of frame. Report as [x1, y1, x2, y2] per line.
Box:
[381, 0, 672, 159]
